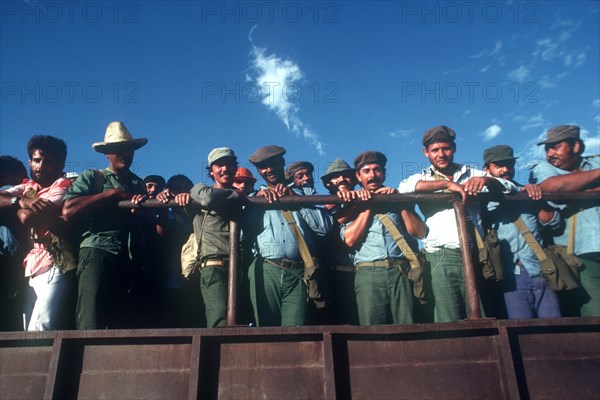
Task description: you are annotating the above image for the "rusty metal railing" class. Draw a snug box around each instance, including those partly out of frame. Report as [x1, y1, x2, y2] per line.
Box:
[121, 191, 600, 326]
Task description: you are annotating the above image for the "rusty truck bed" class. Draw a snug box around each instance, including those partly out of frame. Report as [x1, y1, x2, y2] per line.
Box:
[1, 317, 599, 399]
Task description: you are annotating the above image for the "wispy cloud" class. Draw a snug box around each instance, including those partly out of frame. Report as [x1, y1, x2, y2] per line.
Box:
[508, 65, 530, 82]
[520, 113, 546, 131]
[388, 128, 416, 138]
[581, 127, 600, 155]
[247, 27, 325, 155]
[480, 124, 501, 141]
[462, 108, 475, 118]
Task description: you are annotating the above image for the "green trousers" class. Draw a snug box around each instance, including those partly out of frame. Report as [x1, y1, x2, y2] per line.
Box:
[248, 258, 307, 327]
[76, 247, 133, 330]
[426, 247, 485, 323]
[354, 265, 413, 325]
[326, 268, 358, 325]
[200, 265, 228, 328]
[579, 255, 600, 317]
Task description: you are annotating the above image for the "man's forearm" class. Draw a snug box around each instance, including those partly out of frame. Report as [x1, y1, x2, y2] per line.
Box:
[539, 169, 600, 192]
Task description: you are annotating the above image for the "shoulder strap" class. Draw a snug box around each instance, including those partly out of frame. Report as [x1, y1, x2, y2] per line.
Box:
[567, 214, 577, 255]
[376, 213, 421, 269]
[513, 217, 548, 262]
[472, 225, 485, 251]
[281, 210, 315, 269]
[92, 169, 106, 193]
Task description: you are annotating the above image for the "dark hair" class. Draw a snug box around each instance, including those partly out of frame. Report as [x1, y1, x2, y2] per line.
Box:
[567, 138, 585, 155]
[27, 135, 67, 165]
[167, 174, 193, 189]
[0, 155, 27, 184]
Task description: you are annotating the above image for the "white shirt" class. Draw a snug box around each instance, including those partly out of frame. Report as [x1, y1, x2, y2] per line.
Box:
[398, 163, 489, 253]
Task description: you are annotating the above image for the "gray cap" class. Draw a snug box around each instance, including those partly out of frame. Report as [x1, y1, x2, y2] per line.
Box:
[537, 125, 580, 145]
[483, 145, 519, 164]
[354, 151, 387, 170]
[285, 161, 314, 181]
[422, 125, 456, 147]
[208, 147, 236, 165]
[248, 145, 286, 165]
[320, 158, 355, 183]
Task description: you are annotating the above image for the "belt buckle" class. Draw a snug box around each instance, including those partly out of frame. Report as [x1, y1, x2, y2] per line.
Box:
[396, 259, 410, 274]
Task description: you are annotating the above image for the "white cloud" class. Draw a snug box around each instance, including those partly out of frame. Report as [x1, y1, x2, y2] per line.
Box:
[247, 30, 325, 155]
[520, 129, 548, 168]
[462, 108, 474, 118]
[533, 38, 561, 61]
[592, 99, 600, 108]
[581, 127, 600, 156]
[479, 64, 491, 73]
[520, 113, 545, 131]
[480, 124, 501, 141]
[508, 66, 530, 82]
[388, 128, 415, 138]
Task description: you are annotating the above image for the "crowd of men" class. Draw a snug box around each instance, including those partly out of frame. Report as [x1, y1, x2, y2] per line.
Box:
[0, 122, 598, 331]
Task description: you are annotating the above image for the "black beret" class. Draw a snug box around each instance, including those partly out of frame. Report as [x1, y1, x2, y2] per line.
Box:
[354, 151, 387, 170]
[422, 125, 456, 147]
[248, 145, 286, 165]
[143, 175, 166, 187]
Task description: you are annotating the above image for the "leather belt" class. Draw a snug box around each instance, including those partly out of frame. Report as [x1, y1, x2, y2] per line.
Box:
[355, 258, 408, 268]
[202, 259, 228, 268]
[330, 265, 355, 272]
[265, 258, 303, 269]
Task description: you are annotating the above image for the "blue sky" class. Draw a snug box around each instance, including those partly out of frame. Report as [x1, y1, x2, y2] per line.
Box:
[1, 0, 599, 191]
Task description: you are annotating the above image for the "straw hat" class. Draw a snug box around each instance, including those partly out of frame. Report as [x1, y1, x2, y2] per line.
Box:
[92, 121, 148, 154]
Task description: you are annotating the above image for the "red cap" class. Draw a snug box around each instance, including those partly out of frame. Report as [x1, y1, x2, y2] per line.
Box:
[234, 167, 257, 183]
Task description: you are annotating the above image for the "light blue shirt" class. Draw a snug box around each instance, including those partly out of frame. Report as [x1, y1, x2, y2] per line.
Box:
[242, 187, 333, 260]
[485, 179, 561, 277]
[340, 211, 417, 264]
[529, 155, 600, 256]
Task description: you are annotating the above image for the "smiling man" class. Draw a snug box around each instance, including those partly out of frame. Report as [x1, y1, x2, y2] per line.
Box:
[529, 125, 600, 317]
[341, 151, 426, 325]
[63, 122, 151, 329]
[162, 147, 243, 327]
[242, 145, 333, 326]
[399, 126, 503, 322]
[483, 145, 561, 319]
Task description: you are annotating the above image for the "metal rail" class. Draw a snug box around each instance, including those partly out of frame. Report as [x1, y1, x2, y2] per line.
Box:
[119, 192, 600, 325]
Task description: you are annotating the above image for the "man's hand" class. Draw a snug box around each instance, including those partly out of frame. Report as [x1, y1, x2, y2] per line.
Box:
[522, 183, 542, 200]
[156, 189, 171, 203]
[462, 177, 487, 196]
[156, 189, 190, 206]
[173, 193, 190, 206]
[446, 181, 467, 203]
[28, 198, 58, 216]
[374, 187, 397, 195]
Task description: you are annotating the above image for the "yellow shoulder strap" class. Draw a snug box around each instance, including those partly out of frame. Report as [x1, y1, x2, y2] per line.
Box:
[281, 210, 315, 269]
[376, 213, 421, 269]
[513, 217, 548, 262]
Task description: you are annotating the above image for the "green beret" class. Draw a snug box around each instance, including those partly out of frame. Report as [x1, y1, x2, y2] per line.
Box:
[483, 145, 518, 164]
